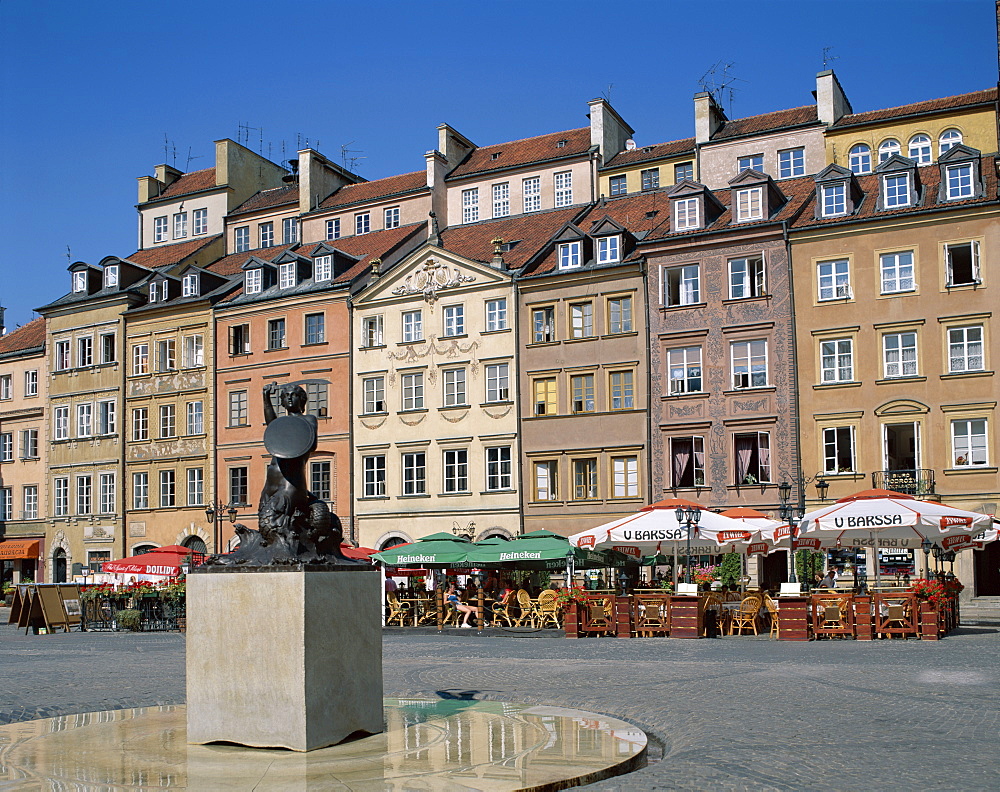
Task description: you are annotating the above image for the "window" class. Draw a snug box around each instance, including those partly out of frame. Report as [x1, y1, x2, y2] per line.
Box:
[492, 183, 510, 218]
[72, 271, 87, 293]
[443, 449, 469, 493]
[310, 461, 332, 501]
[823, 426, 856, 474]
[20, 428, 38, 459]
[674, 162, 694, 182]
[104, 265, 119, 288]
[77, 336, 93, 367]
[939, 128, 962, 154]
[533, 460, 558, 501]
[485, 298, 507, 331]
[181, 272, 200, 297]
[952, 419, 987, 467]
[234, 226, 250, 252]
[314, 255, 332, 282]
[304, 313, 325, 345]
[533, 377, 556, 416]
[558, 241, 581, 269]
[159, 470, 175, 507]
[186, 401, 203, 434]
[735, 187, 763, 221]
[671, 196, 700, 232]
[182, 335, 204, 368]
[230, 324, 250, 355]
[609, 175, 627, 196]
[99, 473, 115, 514]
[908, 134, 932, 164]
[169, 211, 187, 240]
[462, 188, 479, 223]
[186, 468, 204, 506]
[22, 485, 38, 519]
[597, 235, 620, 263]
[0, 433, 10, 461]
[849, 144, 872, 175]
[485, 363, 509, 402]
[731, 340, 768, 388]
[573, 458, 598, 500]
[96, 333, 114, 365]
[154, 216, 168, 243]
[729, 256, 766, 299]
[244, 269, 262, 294]
[258, 221, 274, 249]
[55, 340, 70, 371]
[229, 467, 249, 505]
[945, 241, 981, 286]
[192, 208, 208, 235]
[571, 374, 595, 413]
[76, 475, 92, 514]
[326, 218, 341, 240]
[229, 391, 248, 426]
[384, 206, 400, 229]
[817, 259, 851, 300]
[738, 154, 763, 173]
[76, 403, 93, 437]
[523, 176, 541, 212]
[0, 487, 11, 521]
[878, 139, 900, 163]
[267, 318, 286, 350]
[362, 315, 383, 347]
[401, 310, 423, 343]
[607, 296, 632, 334]
[151, 280, 165, 304]
[158, 404, 176, 438]
[363, 377, 385, 413]
[532, 307, 555, 343]
[278, 262, 296, 289]
[54, 477, 68, 516]
[778, 148, 804, 178]
[821, 182, 847, 217]
[883, 332, 918, 378]
[355, 213, 370, 235]
[554, 171, 573, 206]
[0, 375, 9, 400]
[401, 372, 424, 410]
[609, 370, 634, 410]
[132, 407, 148, 441]
[443, 369, 466, 407]
[883, 173, 910, 208]
[734, 432, 771, 485]
[304, 382, 328, 419]
[880, 251, 915, 294]
[569, 302, 593, 338]
[133, 472, 149, 509]
[662, 264, 700, 306]
[668, 346, 702, 394]
[156, 338, 175, 371]
[612, 456, 639, 497]
[948, 326, 984, 373]
[98, 401, 116, 435]
[820, 339, 854, 383]
[486, 447, 512, 490]
[945, 163, 974, 200]
[443, 305, 464, 336]
[401, 452, 425, 495]
[640, 168, 660, 191]
[282, 217, 298, 244]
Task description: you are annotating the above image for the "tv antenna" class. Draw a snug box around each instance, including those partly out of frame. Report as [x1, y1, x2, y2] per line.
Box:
[822, 47, 838, 70]
[697, 61, 745, 115]
[602, 83, 614, 103]
[185, 147, 203, 171]
[340, 141, 366, 172]
[66, 245, 71, 264]
[163, 134, 178, 166]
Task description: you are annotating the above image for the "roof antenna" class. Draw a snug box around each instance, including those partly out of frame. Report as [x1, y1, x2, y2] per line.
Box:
[185, 147, 203, 171]
[602, 83, 614, 103]
[698, 61, 745, 116]
[822, 47, 839, 70]
[340, 141, 365, 171]
[66, 245, 71, 264]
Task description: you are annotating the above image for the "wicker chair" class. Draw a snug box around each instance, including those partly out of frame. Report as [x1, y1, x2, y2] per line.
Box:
[729, 595, 762, 636]
[763, 594, 779, 638]
[584, 597, 614, 635]
[536, 590, 562, 628]
[491, 590, 516, 627]
[386, 592, 410, 627]
[514, 589, 539, 627]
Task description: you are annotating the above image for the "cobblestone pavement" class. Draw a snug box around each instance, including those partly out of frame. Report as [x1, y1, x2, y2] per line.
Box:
[2, 617, 998, 791]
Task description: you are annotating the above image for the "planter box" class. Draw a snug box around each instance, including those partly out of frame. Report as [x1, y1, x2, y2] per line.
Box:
[854, 596, 874, 641]
[919, 600, 942, 640]
[777, 597, 811, 641]
[563, 602, 580, 638]
[669, 595, 703, 639]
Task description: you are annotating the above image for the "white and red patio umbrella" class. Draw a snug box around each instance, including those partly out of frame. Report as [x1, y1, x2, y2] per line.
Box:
[719, 507, 783, 557]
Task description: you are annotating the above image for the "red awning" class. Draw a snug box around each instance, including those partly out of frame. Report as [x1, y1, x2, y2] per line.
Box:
[0, 539, 40, 560]
[103, 552, 184, 577]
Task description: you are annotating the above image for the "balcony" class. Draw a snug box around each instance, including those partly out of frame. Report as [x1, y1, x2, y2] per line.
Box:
[871, 469, 936, 497]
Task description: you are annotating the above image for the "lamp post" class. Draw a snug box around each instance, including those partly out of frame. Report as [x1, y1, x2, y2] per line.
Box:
[921, 537, 932, 579]
[815, 477, 830, 502]
[931, 543, 942, 578]
[205, 500, 239, 554]
[565, 546, 575, 590]
[778, 481, 798, 584]
[674, 505, 702, 585]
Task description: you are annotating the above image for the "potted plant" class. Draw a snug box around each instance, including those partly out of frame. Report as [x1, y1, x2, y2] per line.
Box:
[2, 582, 15, 607]
[692, 565, 718, 591]
[115, 609, 142, 632]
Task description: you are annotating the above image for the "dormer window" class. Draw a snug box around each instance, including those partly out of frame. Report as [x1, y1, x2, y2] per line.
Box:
[945, 163, 973, 200]
[149, 282, 159, 303]
[103, 265, 119, 288]
[558, 241, 581, 269]
[674, 198, 700, 230]
[182, 272, 200, 297]
[883, 173, 911, 208]
[820, 182, 847, 217]
[245, 269, 262, 295]
[72, 271, 87, 293]
[735, 187, 763, 222]
[597, 236, 620, 264]
[314, 255, 332, 281]
[278, 262, 296, 289]
[878, 139, 900, 164]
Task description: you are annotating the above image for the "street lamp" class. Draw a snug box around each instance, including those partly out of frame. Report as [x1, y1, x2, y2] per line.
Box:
[920, 537, 932, 579]
[205, 500, 239, 553]
[815, 478, 830, 502]
[778, 481, 798, 584]
[931, 543, 942, 578]
[674, 505, 702, 584]
[564, 546, 575, 590]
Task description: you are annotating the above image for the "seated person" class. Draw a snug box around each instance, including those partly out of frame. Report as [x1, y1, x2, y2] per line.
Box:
[818, 569, 837, 588]
[446, 583, 477, 628]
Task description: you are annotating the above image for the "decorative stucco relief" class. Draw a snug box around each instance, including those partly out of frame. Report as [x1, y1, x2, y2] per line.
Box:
[387, 337, 480, 385]
[391, 257, 475, 304]
[128, 438, 206, 461]
[129, 370, 205, 397]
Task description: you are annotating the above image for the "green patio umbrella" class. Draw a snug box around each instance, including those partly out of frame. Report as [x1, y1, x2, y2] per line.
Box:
[466, 532, 624, 570]
[372, 532, 473, 568]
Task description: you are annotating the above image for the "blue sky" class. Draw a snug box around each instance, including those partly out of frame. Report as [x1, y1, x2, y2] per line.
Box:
[0, 0, 996, 331]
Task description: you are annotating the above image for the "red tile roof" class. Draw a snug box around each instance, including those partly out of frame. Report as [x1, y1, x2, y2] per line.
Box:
[230, 185, 298, 215]
[152, 168, 218, 200]
[447, 128, 592, 179]
[833, 88, 998, 128]
[318, 171, 426, 211]
[713, 106, 819, 141]
[124, 235, 223, 270]
[206, 243, 296, 276]
[438, 207, 585, 269]
[602, 138, 696, 169]
[0, 317, 45, 355]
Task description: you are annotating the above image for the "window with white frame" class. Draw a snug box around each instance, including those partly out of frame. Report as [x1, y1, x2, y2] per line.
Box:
[849, 144, 872, 174]
[100, 333, 116, 364]
[485, 363, 509, 402]
[267, 318, 286, 350]
[569, 302, 594, 338]
[98, 401, 115, 435]
[384, 206, 400, 229]
[230, 324, 250, 355]
[282, 217, 298, 244]
[820, 338, 853, 383]
[363, 376, 385, 413]
[880, 251, 915, 293]
[259, 222, 274, 248]
[609, 175, 627, 196]
[151, 280, 166, 303]
[314, 255, 332, 281]
[778, 148, 804, 178]
[156, 338, 176, 371]
[731, 340, 768, 389]
[817, 259, 851, 300]
[104, 265, 118, 288]
[229, 467, 248, 505]
[609, 370, 634, 410]
[72, 270, 87, 293]
[234, 226, 250, 252]
[133, 472, 149, 509]
[734, 431, 771, 484]
[443, 305, 464, 336]
[486, 446, 512, 490]
[443, 449, 469, 492]
[76, 403, 93, 437]
[558, 241, 581, 269]
[612, 456, 639, 497]
[304, 382, 328, 420]
[571, 374, 595, 413]
[523, 176, 541, 212]
[77, 336, 93, 367]
[492, 182, 510, 218]
[278, 262, 296, 289]
[908, 134, 932, 164]
[485, 298, 507, 331]
[948, 326, 984, 372]
[228, 391, 248, 426]
[186, 401, 203, 434]
[305, 313, 325, 344]
[945, 163, 974, 200]
[186, 468, 204, 506]
[533, 377, 556, 415]
[573, 458, 598, 500]
[54, 477, 68, 515]
[154, 216, 168, 243]
[131, 407, 148, 441]
[532, 306, 555, 343]
[326, 219, 340, 240]
[310, 461, 331, 501]
[99, 473, 115, 513]
[674, 161, 694, 182]
[159, 470, 175, 507]
[402, 310, 423, 343]
[0, 433, 11, 461]
[159, 404, 176, 438]
[172, 211, 187, 239]
[554, 171, 572, 206]
[608, 296, 632, 334]
[735, 187, 763, 221]
[182, 334, 204, 367]
[20, 429, 38, 458]
[55, 340, 70, 371]
[641, 168, 660, 191]
[674, 197, 700, 230]
[533, 460, 557, 501]
[355, 212, 371, 235]
[952, 419, 987, 466]
[878, 139, 900, 163]
[823, 426, 856, 474]
[662, 264, 700, 306]
[443, 368, 466, 407]
[362, 315, 383, 347]
[181, 272, 200, 297]
[939, 128, 962, 154]
[883, 173, 911, 207]
[729, 256, 766, 299]
[945, 241, 981, 286]
[462, 188, 479, 223]
[0, 487, 10, 521]
[22, 485, 38, 519]
[597, 235, 620, 263]
[76, 475, 92, 514]
[244, 268, 262, 294]
[402, 452, 426, 495]
[738, 154, 763, 173]
[401, 372, 424, 410]
[882, 332, 918, 378]
[0, 375, 9, 400]
[821, 182, 847, 217]
[668, 346, 702, 394]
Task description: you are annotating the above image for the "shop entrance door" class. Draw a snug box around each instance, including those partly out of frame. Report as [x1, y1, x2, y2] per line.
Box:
[974, 542, 1000, 596]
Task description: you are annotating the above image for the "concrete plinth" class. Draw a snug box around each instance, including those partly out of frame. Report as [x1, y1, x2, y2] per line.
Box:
[186, 566, 382, 752]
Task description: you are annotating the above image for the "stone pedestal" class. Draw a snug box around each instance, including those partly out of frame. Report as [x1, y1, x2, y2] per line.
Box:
[186, 566, 382, 752]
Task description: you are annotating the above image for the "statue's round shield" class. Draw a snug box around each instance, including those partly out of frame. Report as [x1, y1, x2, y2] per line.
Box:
[263, 416, 315, 459]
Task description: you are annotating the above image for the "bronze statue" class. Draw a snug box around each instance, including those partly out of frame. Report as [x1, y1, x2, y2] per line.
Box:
[207, 383, 360, 566]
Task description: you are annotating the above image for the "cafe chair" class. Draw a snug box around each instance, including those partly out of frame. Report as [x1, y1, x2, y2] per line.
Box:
[514, 589, 539, 627]
[443, 601, 463, 627]
[386, 593, 410, 627]
[536, 590, 562, 628]
[491, 590, 516, 628]
[729, 595, 762, 636]
[585, 597, 614, 635]
[763, 594, 780, 638]
[635, 600, 667, 637]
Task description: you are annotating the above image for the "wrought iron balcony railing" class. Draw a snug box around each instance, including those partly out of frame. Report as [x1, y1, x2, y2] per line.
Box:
[871, 469, 936, 497]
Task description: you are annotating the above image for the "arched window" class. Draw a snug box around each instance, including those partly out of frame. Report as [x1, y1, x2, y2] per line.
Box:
[848, 144, 872, 174]
[181, 536, 208, 554]
[908, 134, 931, 164]
[878, 139, 900, 164]
[379, 536, 408, 551]
[939, 128, 963, 154]
[132, 543, 158, 555]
